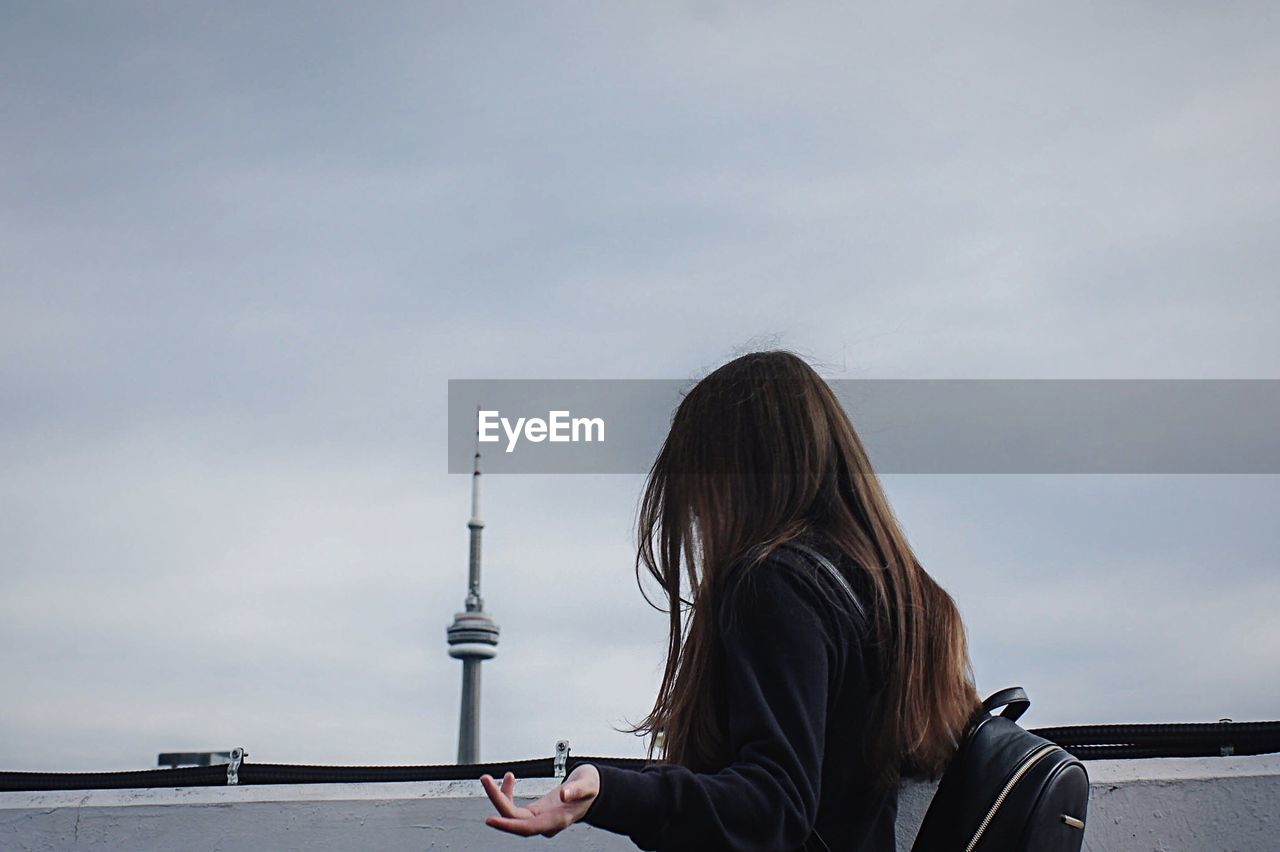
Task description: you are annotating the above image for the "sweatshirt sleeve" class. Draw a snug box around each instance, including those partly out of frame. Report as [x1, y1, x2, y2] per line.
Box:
[578, 556, 842, 851]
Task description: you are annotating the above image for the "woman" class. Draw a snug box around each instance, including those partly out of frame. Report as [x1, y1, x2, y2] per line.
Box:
[481, 350, 981, 851]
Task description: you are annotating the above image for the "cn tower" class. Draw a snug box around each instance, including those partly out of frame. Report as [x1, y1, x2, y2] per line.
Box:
[445, 447, 500, 764]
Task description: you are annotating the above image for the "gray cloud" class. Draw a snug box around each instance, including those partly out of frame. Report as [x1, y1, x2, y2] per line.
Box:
[1, 2, 1277, 771]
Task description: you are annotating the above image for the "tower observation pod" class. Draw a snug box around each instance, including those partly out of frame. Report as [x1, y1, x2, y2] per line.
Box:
[446, 448, 499, 764]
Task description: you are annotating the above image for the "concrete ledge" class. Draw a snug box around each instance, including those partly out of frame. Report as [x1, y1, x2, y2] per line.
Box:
[2, 755, 1277, 850]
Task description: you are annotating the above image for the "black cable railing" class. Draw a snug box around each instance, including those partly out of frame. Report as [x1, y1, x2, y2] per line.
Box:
[4, 721, 1278, 793]
[1031, 720, 1280, 760]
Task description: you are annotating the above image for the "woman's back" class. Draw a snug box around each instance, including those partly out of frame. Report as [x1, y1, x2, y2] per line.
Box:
[784, 535, 898, 851]
[578, 533, 897, 851]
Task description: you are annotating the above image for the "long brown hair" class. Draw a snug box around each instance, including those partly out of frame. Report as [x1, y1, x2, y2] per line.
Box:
[623, 350, 980, 790]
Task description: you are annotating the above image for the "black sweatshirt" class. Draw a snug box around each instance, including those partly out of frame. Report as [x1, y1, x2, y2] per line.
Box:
[577, 538, 898, 851]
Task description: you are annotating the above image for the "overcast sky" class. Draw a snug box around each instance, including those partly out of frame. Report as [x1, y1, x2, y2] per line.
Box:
[2, 2, 1278, 772]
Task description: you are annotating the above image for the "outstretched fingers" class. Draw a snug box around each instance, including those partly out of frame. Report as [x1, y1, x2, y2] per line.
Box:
[481, 770, 587, 837]
[480, 772, 525, 818]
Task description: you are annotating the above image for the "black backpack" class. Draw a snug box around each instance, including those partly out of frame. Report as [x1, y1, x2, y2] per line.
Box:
[774, 542, 1090, 851]
[911, 687, 1090, 851]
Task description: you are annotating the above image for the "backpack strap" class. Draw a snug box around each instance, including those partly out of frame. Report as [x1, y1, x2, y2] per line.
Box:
[775, 540, 869, 626]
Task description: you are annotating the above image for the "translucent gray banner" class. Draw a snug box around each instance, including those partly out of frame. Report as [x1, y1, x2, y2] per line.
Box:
[447, 380, 1280, 474]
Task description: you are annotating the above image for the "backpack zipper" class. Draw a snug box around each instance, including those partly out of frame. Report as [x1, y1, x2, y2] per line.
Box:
[964, 743, 1058, 852]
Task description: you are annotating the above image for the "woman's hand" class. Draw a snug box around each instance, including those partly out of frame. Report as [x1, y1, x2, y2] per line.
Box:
[480, 763, 600, 838]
